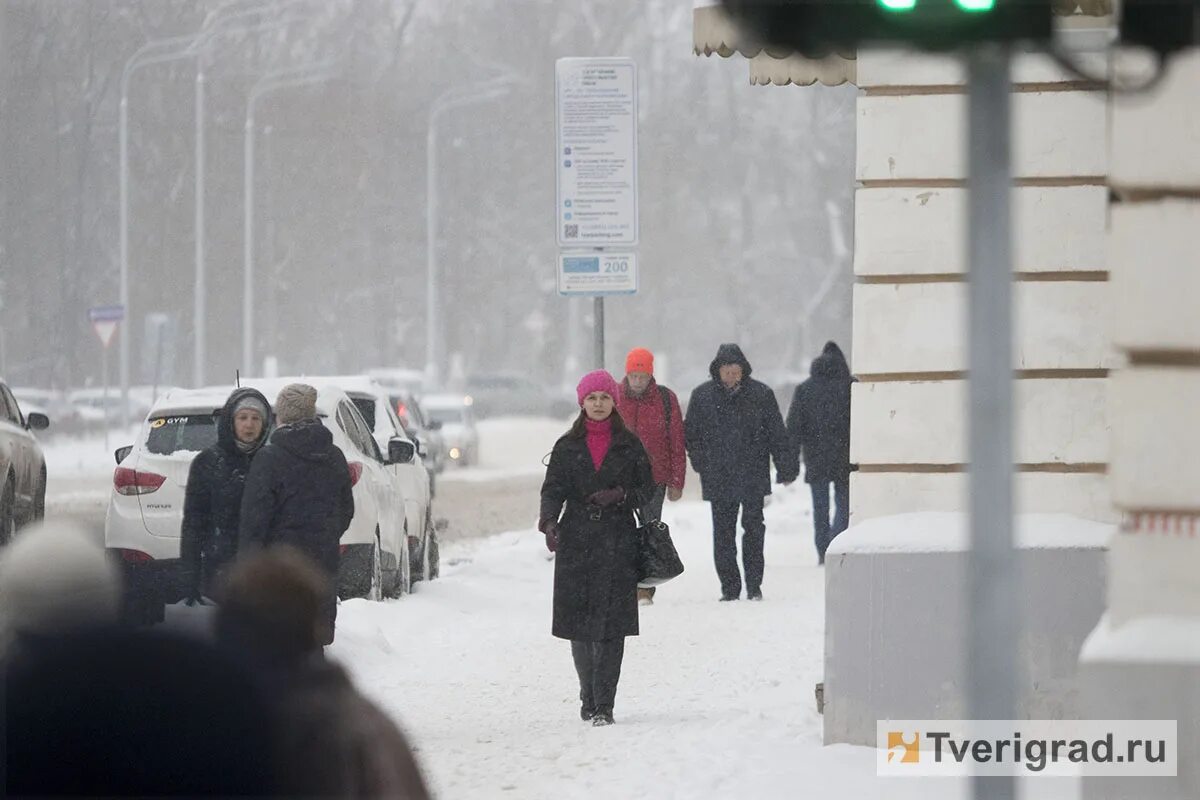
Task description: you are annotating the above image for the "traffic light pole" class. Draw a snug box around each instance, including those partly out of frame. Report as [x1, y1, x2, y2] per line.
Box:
[966, 46, 1017, 800]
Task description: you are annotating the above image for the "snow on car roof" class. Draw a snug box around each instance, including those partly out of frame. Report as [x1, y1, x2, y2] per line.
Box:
[148, 386, 237, 415]
[421, 393, 471, 409]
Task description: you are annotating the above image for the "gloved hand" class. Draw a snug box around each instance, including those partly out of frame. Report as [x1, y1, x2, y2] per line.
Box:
[667, 486, 683, 502]
[586, 487, 625, 507]
[539, 519, 559, 553]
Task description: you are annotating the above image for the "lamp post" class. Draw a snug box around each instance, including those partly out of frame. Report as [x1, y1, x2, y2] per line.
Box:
[424, 77, 517, 389]
[242, 62, 337, 376]
[117, 0, 314, 401]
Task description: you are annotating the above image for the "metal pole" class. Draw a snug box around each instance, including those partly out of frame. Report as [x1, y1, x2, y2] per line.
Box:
[593, 296, 605, 370]
[193, 67, 206, 388]
[966, 46, 1016, 800]
[243, 109, 255, 375]
[425, 109, 440, 389]
[118, 93, 131, 425]
[102, 344, 110, 453]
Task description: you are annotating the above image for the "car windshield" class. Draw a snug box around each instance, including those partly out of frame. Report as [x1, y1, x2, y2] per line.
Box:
[351, 397, 377, 431]
[426, 407, 464, 426]
[145, 414, 218, 455]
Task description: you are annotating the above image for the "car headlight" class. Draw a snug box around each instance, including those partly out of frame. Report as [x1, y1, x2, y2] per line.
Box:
[449, 447, 462, 460]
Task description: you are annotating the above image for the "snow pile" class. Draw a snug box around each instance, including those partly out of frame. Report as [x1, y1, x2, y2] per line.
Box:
[1081, 612, 1200, 665]
[828, 512, 1113, 556]
[331, 488, 1077, 799]
[41, 425, 141, 479]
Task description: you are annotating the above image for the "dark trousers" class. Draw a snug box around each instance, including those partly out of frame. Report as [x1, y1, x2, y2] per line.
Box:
[811, 478, 850, 561]
[710, 495, 766, 598]
[571, 638, 626, 714]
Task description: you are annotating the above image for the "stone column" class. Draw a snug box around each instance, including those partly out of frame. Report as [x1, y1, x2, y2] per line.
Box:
[1079, 50, 1200, 800]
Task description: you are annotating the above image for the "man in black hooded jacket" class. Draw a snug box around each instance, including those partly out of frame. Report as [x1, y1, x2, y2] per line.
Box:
[787, 341, 855, 565]
[180, 387, 272, 603]
[239, 383, 354, 645]
[684, 344, 798, 601]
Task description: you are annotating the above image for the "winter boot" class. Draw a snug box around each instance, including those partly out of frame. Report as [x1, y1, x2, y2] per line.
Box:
[748, 589, 763, 601]
[592, 709, 615, 727]
[580, 705, 596, 721]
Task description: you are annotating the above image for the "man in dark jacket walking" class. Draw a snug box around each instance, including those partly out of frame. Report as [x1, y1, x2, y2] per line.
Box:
[787, 341, 854, 564]
[180, 387, 272, 604]
[685, 344, 798, 601]
[239, 384, 354, 645]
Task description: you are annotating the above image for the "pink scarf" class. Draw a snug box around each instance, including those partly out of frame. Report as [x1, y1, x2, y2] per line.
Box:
[584, 417, 613, 471]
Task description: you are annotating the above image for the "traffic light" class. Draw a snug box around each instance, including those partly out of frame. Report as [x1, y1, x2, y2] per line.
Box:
[721, 0, 1054, 53]
[1119, 0, 1200, 54]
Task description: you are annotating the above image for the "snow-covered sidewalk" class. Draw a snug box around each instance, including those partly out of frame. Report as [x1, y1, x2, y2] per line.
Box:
[331, 487, 1035, 799]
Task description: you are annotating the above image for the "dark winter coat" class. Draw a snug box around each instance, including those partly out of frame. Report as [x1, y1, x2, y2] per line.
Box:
[684, 344, 799, 503]
[274, 659, 431, 799]
[180, 388, 272, 598]
[238, 418, 355, 581]
[787, 342, 854, 484]
[615, 379, 686, 491]
[539, 425, 655, 642]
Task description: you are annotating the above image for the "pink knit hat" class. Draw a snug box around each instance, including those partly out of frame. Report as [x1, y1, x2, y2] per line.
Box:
[576, 370, 620, 406]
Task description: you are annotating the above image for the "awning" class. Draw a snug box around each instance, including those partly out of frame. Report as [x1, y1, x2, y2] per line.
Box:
[693, 1, 855, 87]
[694, 0, 1115, 88]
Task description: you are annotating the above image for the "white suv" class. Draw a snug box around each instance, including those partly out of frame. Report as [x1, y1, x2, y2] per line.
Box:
[105, 383, 412, 623]
[309, 376, 439, 584]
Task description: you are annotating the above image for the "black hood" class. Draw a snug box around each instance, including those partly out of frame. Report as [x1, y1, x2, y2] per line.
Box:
[708, 343, 753, 382]
[269, 418, 336, 464]
[216, 387, 272, 454]
[811, 341, 851, 380]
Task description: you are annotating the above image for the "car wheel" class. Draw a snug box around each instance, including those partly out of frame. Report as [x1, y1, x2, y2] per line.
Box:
[428, 527, 440, 580]
[0, 476, 16, 546]
[368, 529, 383, 602]
[32, 468, 46, 523]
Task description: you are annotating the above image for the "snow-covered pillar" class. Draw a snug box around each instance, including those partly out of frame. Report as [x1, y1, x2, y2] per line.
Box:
[1079, 50, 1200, 800]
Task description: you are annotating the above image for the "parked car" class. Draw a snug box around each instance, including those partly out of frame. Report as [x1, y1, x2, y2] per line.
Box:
[305, 376, 438, 585]
[387, 389, 448, 479]
[104, 383, 413, 624]
[367, 367, 427, 396]
[422, 394, 479, 468]
[0, 380, 49, 542]
[11, 388, 80, 435]
[465, 372, 572, 419]
[68, 387, 154, 430]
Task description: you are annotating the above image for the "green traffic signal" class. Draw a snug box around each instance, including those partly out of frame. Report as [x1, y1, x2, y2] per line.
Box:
[877, 0, 997, 11]
[955, 0, 997, 11]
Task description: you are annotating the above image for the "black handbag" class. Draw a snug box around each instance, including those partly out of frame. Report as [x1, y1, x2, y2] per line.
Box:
[636, 513, 684, 587]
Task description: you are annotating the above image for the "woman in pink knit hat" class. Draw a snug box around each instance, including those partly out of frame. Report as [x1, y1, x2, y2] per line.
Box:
[538, 370, 654, 727]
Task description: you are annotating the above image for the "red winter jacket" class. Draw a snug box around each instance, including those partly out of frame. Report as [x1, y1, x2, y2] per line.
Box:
[616, 378, 686, 491]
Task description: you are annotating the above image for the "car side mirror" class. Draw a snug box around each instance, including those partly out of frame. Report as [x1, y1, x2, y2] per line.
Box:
[388, 439, 416, 465]
[26, 413, 50, 431]
[115, 445, 133, 464]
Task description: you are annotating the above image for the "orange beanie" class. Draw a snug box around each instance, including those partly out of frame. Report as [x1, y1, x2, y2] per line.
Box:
[625, 347, 654, 376]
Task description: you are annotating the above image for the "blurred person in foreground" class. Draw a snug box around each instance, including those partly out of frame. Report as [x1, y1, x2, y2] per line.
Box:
[539, 370, 655, 726]
[239, 383, 354, 645]
[615, 347, 686, 606]
[215, 548, 431, 799]
[180, 387, 272, 604]
[0, 520, 120, 658]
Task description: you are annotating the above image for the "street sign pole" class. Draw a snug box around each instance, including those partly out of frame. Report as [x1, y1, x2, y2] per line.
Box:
[555, 57, 638, 377]
[966, 46, 1016, 800]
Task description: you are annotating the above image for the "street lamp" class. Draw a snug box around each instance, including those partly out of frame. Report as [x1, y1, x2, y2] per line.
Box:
[242, 61, 338, 376]
[424, 77, 518, 390]
[117, 0, 315, 411]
